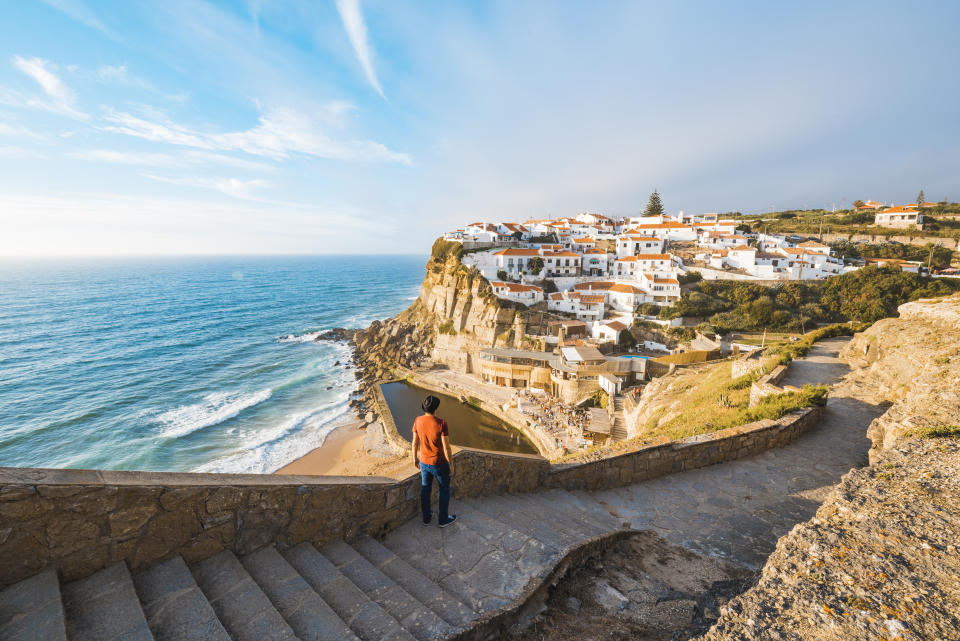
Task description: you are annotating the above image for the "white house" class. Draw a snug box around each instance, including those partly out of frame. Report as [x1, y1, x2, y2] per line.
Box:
[592, 320, 629, 343]
[497, 222, 530, 239]
[874, 206, 923, 229]
[614, 253, 674, 279]
[489, 281, 544, 305]
[547, 290, 605, 321]
[581, 248, 609, 276]
[493, 248, 541, 275]
[574, 281, 648, 312]
[639, 274, 681, 303]
[541, 251, 582, 277]
[628, 221, 697, 241]
[571, 237, 596, 253]
[616, 234, 664, 258]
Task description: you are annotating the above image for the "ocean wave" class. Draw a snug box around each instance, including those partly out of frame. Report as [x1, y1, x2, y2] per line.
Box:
[276, 330, 325, 344]
[154, 389, 272, 439]
[192, 399, 353, 474]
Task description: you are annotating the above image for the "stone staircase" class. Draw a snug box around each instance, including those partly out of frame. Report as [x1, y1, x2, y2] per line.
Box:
[610, 396, 627, 442]
[0, 489, 628, 641]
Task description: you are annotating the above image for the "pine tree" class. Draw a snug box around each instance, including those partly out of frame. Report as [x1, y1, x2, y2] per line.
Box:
[644, 189, 664, 217]
[916, 189, 925, 205]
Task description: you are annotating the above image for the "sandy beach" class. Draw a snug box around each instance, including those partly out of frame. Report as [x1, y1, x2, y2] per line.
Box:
[275, 418, 414, 479]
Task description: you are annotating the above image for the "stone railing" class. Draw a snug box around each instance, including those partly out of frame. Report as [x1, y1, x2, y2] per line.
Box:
[0, 448, 546, 590]
[0, 406, 821, 590]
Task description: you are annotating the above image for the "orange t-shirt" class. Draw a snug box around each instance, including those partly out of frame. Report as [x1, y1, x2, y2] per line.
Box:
[413, 414, 449, 465]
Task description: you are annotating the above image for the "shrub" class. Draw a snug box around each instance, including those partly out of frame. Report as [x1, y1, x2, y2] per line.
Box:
[637, 302, 661, 316]
[912, 425, 960, 439]
[437, 320, 456, 335]
[496, 270, 508, 281]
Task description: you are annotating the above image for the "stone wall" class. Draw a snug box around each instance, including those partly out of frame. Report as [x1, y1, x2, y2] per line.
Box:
[546, 407, 821, 491]
[748, 365, 793, 407]
[0, 449, 547, 590]
[0, 407, 821, 591]
[731, 352, 766, 379]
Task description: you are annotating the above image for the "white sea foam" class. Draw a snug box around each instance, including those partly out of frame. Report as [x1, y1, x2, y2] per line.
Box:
[276, 330, 325, 344]
[154, 389, 272, 439]
[192, 396, 353, 474]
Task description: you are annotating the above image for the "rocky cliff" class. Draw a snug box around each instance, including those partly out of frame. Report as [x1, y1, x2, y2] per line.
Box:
[696, 294, 960, 640]
[839, 293, 960, 458]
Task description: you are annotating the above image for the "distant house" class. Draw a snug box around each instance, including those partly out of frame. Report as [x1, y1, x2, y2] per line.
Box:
[875, 206, 924, 229]
[593, 320, 628, 343]
[489, 281, 544, 305]
[547, 291, 605, 322]
[549, 319, 588, 340]
[493, 248, 541, 275]
[862, 258, 922, 274]
[581, 248, 610, 276]
[855, 200, 885, 211]
[616, 234, 664, 258]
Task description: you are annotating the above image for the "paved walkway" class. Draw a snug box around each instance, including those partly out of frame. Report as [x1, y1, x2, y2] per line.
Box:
[589, 337, 885, 569]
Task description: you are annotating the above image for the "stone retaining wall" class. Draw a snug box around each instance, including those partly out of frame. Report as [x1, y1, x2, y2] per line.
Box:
[0, 407, 821, 590]
[545, 407, 821, 491]
[748, 365, 792, 407]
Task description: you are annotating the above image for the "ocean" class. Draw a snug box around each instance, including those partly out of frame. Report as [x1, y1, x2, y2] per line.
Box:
[0, 255, 425, 473]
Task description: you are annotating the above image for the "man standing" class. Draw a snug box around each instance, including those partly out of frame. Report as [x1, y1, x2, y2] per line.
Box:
[411, 395, 457, 527]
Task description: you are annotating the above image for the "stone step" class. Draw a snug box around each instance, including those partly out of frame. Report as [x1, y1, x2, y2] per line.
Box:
[446, 505, 560, 574]
[507, 492, 610, 539]
[563, 490, 626, 530]
[322, 539, 454, 641]
[0, 569, 67, 641]
[380, 508, 535, 614]
[284, 542, 417, 641]
[464, 495, 581, 550]
[62, 563, 154, 641]
[191, 550, 298, 641]
[350, 535, 477, 629]
[133, 556, 230, 641]
[242, 546, 360, 641]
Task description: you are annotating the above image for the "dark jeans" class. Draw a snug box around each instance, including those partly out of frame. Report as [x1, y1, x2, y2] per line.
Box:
[419, 462, 451, 523]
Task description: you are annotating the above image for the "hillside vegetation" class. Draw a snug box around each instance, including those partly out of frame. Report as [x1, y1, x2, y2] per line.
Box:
[658, 265, 960, 332]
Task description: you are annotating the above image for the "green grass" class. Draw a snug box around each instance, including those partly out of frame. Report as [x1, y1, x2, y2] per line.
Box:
[913, 425, 960, 439]
[768, 322, 872, 366]
[437, 320, 456, 335]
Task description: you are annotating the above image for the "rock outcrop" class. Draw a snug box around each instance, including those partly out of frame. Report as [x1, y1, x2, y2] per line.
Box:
[839, 293, 960, 458]
[696, 294, 960, 640]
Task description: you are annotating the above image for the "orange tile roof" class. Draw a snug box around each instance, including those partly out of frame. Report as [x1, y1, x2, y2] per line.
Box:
[585, 248, 607, 254]
[654, 278, 679, 284]
[490, 281, 543, 293]
[619, 235, 661, 241]
[880, 206, 919, 214]
[542, 251, 582, 258]
[728, 245, 755, 252]
[494, 248, 540, 256]
[580, 295, 605, 304]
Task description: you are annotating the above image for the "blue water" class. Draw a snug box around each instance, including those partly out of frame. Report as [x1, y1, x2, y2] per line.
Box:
[0, 256, 425, 473]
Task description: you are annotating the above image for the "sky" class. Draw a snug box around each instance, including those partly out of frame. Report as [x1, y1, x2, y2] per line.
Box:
[0, 1, 958, 256]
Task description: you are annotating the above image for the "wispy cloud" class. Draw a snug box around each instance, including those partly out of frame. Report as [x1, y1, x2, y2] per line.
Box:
[40, 0, 116, 38]
[101, 104, 410, 164]
[73, 148, 275, 172]
[143, 174, 269, 199]
[334, 0, 385, 98]
[10, 55, 88, 119]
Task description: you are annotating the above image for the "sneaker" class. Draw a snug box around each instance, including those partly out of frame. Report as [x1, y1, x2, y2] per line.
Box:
[438, 515, 457, 528]
[422, 513, 432, 526]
